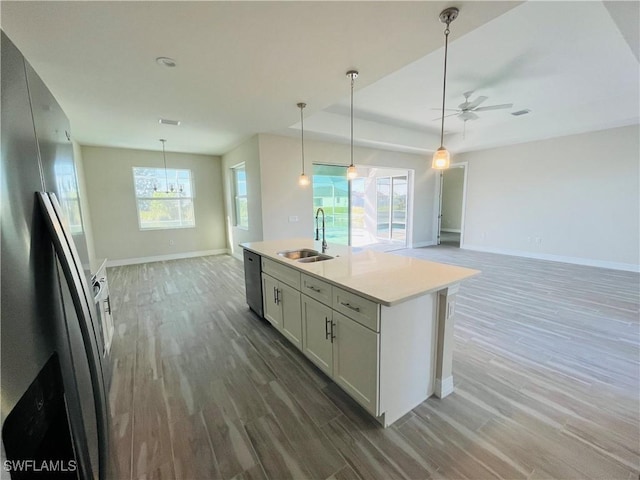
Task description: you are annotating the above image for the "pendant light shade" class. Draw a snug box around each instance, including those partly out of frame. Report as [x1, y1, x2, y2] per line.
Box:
[346, 70, 358, 180]
[432, 7, 458, 170]
[432, 147, 450, 170]
[297, 102, 310, 186]
[298, 173, 310, 186]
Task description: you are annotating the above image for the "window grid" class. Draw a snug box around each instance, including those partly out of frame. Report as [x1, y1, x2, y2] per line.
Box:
[132, 167, 196, 230]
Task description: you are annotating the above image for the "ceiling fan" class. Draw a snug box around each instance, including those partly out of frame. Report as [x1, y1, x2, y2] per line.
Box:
[433, 91, 513, 122]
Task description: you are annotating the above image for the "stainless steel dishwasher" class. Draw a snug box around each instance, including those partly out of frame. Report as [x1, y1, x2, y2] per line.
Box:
[243, 249, 263, 317]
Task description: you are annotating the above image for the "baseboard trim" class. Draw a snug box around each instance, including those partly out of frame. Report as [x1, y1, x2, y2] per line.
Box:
[106, 249, 230, 267]
[462, 244, 640, 273]
[441, 228, 461, 233]
[411, 240, 437, 248]
[435, 376, 454, 398]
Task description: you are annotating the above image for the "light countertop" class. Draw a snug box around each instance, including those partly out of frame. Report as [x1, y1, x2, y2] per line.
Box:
[241, 238, 480, 306]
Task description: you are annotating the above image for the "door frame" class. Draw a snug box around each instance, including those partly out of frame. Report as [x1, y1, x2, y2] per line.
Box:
[437, 162, 468, 248]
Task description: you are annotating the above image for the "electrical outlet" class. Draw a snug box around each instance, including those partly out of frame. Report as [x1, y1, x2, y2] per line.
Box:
[169, 239, 175, 246]
[288, 216, 299, 223]
[535, 237, 542, 245]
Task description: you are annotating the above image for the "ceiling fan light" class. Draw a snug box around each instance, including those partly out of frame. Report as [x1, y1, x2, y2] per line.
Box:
[432, 147, 450, 170]
[347, 165, 358, 180]
[298, 173, 310, 186]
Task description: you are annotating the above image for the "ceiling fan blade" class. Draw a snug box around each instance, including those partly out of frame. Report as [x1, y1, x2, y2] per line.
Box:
[432, 112, 460, 121]
[474, 103, 514, 111]
[465, 95, 488, 110]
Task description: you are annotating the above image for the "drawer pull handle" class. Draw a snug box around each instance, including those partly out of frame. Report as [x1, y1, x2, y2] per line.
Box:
[325, 316, 330, 339]
[306, 285, 321, 293]
[340, 301, 360, 312]
[330, 320, 336, 343]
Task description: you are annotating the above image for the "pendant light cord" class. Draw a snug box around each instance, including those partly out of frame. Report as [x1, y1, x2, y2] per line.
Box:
[439, 22, 451, 148]
[161, 139, 169, 193]
[300, 105, 305, 175]
[350, 74, 354, 167]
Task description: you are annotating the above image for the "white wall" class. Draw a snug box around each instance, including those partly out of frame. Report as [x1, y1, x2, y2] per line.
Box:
[257, 134, 438, 247]
[82, 146, 227, 263]
[221, 135, 263, 259]
[441, 167, 464, 232]
[457, 125, 639, 271]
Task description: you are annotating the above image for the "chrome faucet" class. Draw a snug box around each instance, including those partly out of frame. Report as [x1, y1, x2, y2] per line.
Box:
[315, 208, 327, 253]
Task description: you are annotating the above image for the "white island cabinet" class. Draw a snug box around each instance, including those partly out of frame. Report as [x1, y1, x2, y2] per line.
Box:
[242, 238, 479, 427]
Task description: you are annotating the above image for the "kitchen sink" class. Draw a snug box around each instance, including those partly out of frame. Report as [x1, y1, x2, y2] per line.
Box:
[277, 249, 320, 260]
[297, 254, 333, 263]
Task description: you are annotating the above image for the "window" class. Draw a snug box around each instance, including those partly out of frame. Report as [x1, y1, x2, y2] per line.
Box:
[132, 167, 195, 230]
[55, 164, 83, 234]
[232, 164, 249, 229]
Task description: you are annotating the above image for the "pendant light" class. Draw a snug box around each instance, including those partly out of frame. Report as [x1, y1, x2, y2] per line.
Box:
[154, 139, 169, 192]
[155, 139, 182, 195]
[432, 7, 459, 170]
[346, 70, 358, 180]
[297, 102, 310, 186]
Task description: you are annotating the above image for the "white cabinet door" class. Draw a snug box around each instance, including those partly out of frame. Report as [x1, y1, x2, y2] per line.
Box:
[301, 295, 333, 376]
[280, 283, 302, 349]
[333, 311, 379, 415]
[262, 273, 282, 330]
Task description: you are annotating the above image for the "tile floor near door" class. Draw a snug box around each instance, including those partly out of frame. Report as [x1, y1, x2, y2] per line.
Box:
[106, 246, 639, 480]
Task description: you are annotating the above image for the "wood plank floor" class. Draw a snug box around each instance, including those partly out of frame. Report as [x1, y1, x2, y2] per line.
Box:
[106, 246, 640, 480]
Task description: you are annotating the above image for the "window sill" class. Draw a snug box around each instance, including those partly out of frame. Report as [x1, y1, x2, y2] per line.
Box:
[139, 225, 196, 232]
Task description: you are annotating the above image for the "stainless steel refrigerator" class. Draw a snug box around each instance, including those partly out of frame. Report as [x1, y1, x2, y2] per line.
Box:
[1, 31, 108, 479]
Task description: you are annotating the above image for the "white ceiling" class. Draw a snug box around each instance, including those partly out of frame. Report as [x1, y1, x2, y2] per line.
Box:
[2, 1, 638, 157]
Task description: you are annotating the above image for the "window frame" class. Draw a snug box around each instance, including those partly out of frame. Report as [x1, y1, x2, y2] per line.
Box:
[232, 163, 249, 230]
[132, 166, 196, 231]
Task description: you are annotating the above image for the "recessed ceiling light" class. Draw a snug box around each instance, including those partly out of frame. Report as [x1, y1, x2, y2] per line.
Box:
[511, 109, 531, 116]
[159, 118, 181, 126]
[155, 57, 176, 68]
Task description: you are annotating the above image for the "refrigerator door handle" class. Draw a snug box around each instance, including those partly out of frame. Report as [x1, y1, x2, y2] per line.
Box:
[37, 192, 109, 480]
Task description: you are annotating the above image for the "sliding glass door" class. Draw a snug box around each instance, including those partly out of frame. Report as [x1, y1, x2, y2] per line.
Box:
[312, 165, 410, 249]
[376, 175, 407, 242]
[312, 164, 350, 245]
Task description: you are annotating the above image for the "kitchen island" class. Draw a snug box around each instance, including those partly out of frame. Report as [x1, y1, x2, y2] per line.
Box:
[241, 238, 479, 426]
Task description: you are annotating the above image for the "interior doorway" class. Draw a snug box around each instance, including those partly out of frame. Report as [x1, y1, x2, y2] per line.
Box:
[312, 165, 412, 251]
[438, 164, 467, 247]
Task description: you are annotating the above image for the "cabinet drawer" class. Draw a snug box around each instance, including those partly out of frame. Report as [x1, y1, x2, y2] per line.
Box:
[301, 273, 333, 307]
[332, 287, 379, 332]
[262, 258, 301, 289]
